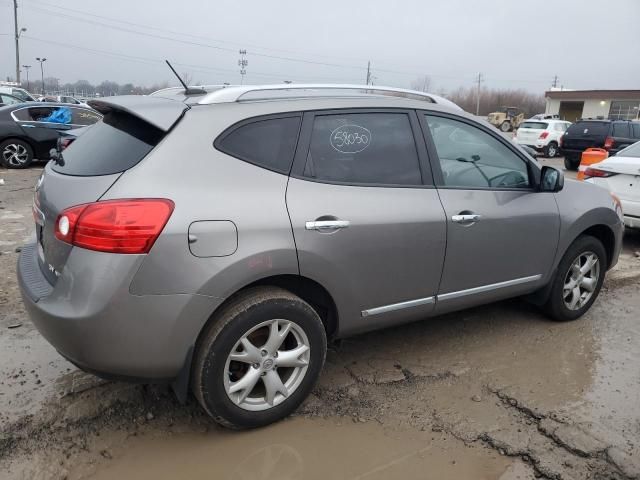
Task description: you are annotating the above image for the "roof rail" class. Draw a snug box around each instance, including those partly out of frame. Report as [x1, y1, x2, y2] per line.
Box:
[196, 84, 463, 111]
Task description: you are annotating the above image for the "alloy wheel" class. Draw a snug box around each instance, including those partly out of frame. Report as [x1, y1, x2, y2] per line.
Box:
[2, 143, 29, 167]
[224, 319, 310, 411]
[563, 252, 600, 311]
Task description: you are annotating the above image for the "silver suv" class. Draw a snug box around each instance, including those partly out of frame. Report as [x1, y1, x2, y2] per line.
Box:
[18, 85, 624, 429]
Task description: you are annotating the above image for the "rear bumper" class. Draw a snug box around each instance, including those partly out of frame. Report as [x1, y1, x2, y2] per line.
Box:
[17, 241, 220, 380]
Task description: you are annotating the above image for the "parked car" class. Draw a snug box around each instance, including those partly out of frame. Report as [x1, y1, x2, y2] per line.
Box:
[514, 119, 571, 158]
[0, 93, 24, 107]
[561, 119, 640, 170]
[0, 103, 102, 168]
[18, 85, 623, 430]
[584, 140, 640, 229]
[0, 86, 36, 102]
[530, 114, 560, 120]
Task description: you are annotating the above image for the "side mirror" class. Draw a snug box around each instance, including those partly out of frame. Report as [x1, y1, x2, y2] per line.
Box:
[540, 166, 564, 192]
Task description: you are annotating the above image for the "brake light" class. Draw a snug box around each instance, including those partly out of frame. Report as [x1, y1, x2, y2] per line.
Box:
[54, 199, 174, 254]
[604, 136, 614, 150]
[539, 131, 549, 139]
[583, 167, 618, 179]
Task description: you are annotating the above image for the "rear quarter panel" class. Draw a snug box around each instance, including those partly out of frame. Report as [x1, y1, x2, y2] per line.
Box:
[102, 104, 300, 300]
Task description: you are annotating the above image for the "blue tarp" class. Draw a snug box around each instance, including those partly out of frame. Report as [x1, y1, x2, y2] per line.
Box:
[42, 107, 72, 124]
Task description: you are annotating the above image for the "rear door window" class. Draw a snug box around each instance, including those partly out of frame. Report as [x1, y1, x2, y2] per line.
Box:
[216, 116, 301, 174]
[302, 112, 422, 186]
[633, 123, 640, 138]
[613, 123, 630, 138]
[51, 111, 164, 176]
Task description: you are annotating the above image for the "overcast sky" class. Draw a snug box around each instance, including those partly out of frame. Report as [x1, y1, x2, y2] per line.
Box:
[2, 0, 639, 93]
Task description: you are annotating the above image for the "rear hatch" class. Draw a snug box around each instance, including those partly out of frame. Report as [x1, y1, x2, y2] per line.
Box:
[34, 96, 188, 285]
[516, 121, 548, 145]
[563, 121, 610, 151]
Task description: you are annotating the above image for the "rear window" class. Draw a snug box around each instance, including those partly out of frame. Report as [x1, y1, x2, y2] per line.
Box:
[617, 141, 640, 158]
[520, 122, 548, 130]
[566, 121, 610, 136]
[215, 116, 301, 174]
[51, 111, 163, 176]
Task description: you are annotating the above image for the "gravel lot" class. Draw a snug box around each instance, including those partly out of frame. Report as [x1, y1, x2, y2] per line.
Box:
[1, 162, 639, 480]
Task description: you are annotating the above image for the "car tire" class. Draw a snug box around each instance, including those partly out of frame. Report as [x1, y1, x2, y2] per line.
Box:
[0, 138, 34, 169]
[564, 155, 580, 171]
[543, 235, 606, 321]
[500, 121, 511, 132]
[192, 286, 327, 429]
[544, 141, 558, 158]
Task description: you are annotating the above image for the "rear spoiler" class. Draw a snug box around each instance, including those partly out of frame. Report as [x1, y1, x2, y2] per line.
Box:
[88, 95, 189, 132]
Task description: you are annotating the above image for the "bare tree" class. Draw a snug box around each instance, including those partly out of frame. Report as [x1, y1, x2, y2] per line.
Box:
[411, 75, 432, 92]
[181, 72, 193, 86]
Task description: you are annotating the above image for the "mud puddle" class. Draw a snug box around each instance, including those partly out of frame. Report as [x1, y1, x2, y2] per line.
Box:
[66, 417, 511, 480]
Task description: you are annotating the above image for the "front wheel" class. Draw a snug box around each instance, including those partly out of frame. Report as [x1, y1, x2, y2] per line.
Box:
[192, 287, 327, 429]
[543, 235, 606, 321]
[500, 121, 511, 132]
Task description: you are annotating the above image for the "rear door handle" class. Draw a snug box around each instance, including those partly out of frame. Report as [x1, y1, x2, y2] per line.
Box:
[451, 214, 481, 223]
[305, 220, 350, 231]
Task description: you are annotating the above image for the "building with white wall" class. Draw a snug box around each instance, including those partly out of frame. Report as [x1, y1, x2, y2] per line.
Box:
[545, 90, 640, 122]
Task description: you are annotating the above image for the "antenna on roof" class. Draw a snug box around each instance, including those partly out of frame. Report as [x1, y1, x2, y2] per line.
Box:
[165, 60, 206, 95]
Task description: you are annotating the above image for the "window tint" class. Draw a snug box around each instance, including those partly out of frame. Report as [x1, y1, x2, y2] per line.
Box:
[633, 123, 640, 138]
[70, 108, 102, 126]
[13, 107, 55, 121]
[426, 115, 529, 189]
[51, 111, 164, 176]
[303, 113, 422, 185]
[217, 116, 301, 174]
[520, 122, 548, 130]
[612, 123, 630, 137]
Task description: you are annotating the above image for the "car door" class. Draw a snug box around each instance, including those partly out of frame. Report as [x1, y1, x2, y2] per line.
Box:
[286, 109, 447, 336]
[420, 112, 560, 314]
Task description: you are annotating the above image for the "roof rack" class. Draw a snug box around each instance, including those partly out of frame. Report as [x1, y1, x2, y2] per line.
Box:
[196, 84, 463, 111]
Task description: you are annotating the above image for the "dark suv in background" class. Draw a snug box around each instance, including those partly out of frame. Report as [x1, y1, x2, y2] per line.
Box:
[562, 119, 640, 170]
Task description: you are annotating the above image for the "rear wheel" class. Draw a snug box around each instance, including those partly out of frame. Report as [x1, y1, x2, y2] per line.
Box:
[544, 141, 558, 158]
[0, 138, 33, 168]
[192, 287, 327, 429]
[564, 154, 580, 171]
[543, 235, 606, 321]
[500, 121, 511, 132]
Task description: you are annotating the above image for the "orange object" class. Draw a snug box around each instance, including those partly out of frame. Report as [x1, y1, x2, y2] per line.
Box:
[577, 148, 609, 180]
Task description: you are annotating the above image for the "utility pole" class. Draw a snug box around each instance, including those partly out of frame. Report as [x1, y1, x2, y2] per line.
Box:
[551, 75, 559, 88]
[13, 0, 23, 84]
[366, 61, 371, 85]
[475, 72, 483, 116]
[238, 49, 248, 85]
[22, 65, 31, 91]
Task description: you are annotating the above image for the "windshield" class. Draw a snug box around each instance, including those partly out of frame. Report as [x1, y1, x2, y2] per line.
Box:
[617, 140, 640, 158]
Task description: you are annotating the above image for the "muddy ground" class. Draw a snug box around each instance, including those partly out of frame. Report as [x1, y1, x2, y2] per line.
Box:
[1, 162, 639, 480]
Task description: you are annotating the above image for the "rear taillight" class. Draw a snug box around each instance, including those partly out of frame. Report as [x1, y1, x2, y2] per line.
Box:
[583, 167, 618, 179]
[539, 131, 549, 139]
[59, 138, 74, 151]
[54, 199, 174, 254]
[604, 136, 614, 150]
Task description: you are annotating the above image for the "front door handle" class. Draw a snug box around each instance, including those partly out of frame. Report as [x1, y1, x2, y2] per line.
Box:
[305, 220, 350, 231]
[451, 214, 481, 223]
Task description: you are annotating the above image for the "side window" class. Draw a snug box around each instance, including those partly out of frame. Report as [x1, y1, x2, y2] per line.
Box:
[425, 115, 529, 189]
[612, 123, 630, 137]
[216, 116, 301, 173]
[13, 107, 56, 122]
[303, 112, 422, 185]
[633, 123, 640, 138]
[1, 95, 20, 105]
[71, 108, 102, 126]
